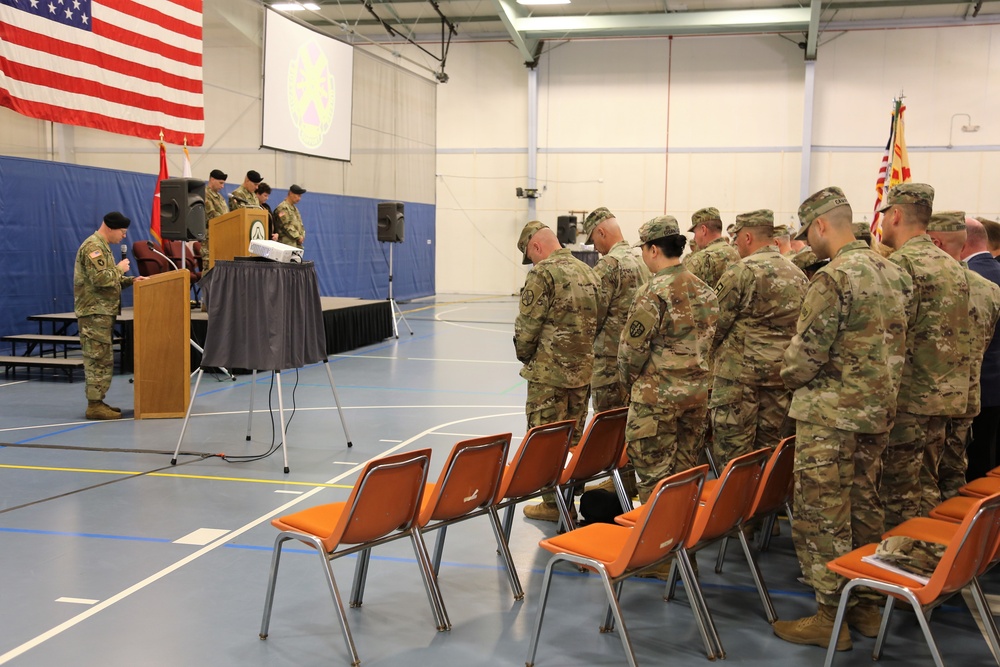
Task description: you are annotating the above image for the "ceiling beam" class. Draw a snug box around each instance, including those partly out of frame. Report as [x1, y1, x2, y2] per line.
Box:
[489, 0, 539, 64]
[804, 0, 821, 60]
[512, 7, 813, 39]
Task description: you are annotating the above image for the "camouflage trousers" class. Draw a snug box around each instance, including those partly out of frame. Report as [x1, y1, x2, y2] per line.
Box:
[791, 421, 887, 608]
[78, 314, 115, 402]
[709, 379, 793, 469]
[526, 381, 590, 503]
[882, 412, 948, 528]
[626, 402, 706, 503]
[938, 417, 973, 501]
[591, 381, 629, 413]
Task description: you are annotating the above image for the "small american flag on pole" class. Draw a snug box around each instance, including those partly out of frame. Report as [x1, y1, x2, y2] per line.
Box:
[871, 97, 910, 239]
[0, 0, 204, 145]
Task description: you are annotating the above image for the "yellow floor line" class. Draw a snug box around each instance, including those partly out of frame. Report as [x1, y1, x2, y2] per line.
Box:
[0, 464, 352, 488]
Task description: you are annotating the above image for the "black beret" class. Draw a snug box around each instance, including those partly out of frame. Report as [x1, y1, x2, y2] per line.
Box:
[289, 184, 306, 195]
[210, 169, 227, 180]
[246, 170, 263, 184]
[103, 211, 131, 229]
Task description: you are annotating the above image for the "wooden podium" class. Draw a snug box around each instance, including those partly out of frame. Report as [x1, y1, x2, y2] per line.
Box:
[134, 270, 191, 419]
[208, 208, 268, 269]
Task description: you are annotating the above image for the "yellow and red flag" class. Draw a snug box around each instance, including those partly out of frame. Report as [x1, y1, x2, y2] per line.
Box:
[871, 98, 911, 239]
[150, 141, 168, 246]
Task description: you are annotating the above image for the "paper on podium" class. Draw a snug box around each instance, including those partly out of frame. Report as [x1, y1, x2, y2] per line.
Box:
[248, 239, 303, 263]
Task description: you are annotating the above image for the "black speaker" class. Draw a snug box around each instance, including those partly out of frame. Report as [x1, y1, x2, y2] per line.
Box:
[160, 177, 206, 241]
[377, 201, 405, 243]
[557, 215, 577, 245]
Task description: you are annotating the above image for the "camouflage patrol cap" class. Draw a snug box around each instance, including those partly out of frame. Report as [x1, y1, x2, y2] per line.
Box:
[730, 209, 774, 235]
[797, 186, 851, 240]
[791, 248, 818, 271]
[877, 182, 934, 213]
[926, 211, 967, 233]
[773, 224, 791, 238]
[582, 207, 615, 242]
[517, 220, 549, 264]
[976, 216, 999, 226]
[688, 207, 722, 232]
[852, 222, 873, 240]
[634, 215, 680, 247]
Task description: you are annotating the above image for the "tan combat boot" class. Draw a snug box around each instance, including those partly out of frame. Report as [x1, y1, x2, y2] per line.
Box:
[636, 556, 674, 581]
[846, 602, 883, 638]
[523, 501, 560, 522]
[101, 401, 122, 414]
[86, 400, 121, 420]
[773, 603, 852, 651]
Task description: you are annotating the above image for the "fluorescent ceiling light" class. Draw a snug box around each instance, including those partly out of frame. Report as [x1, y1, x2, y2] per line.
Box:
[272, 2, 320, 11]
[517, 0, 571, 5]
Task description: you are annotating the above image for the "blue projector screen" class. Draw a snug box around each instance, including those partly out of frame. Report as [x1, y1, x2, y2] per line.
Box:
[262, 8, 354, 161]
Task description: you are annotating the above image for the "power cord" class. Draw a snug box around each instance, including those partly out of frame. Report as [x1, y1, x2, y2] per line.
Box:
[220, 368, 300, 464]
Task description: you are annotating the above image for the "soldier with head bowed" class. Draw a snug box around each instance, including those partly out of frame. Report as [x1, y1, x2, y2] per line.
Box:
[515, 221, 602, 522]
[877, 184, 973, 524]
[684, 207, 741, 288]
[773, 187, 913, 651]
[275, 185, 307, 249]
[228, 170, 264, 210]
[618, 215, 718, 509]
[710, 209, 806, 468]
[74, 212, 148, 420]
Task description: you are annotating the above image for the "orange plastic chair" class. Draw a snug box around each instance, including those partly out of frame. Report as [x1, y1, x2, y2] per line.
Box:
[822, 492, 1000, 667]
[616, 447, 772, 657]
[553, 407, 629, 530]
[259, 449, 447, 667]
[494, 420, 575, 541]
[959, 475, 1000, 498]
[524, 465, 712, 667]
[412, 433, 524, 600]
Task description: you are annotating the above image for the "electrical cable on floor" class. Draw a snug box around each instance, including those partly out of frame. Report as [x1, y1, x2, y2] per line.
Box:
[221, 368, 299, 464]
[0, 454, 210, 515]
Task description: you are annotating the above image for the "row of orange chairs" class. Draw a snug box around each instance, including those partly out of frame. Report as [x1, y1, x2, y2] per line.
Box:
[258, 407, 633, 666]
[526, 436, 797, 666]
[822, 470, 1000, 666]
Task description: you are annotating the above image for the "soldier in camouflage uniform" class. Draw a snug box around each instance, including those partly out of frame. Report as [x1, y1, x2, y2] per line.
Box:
[852, 222, 873, 247]
[202, 168, 229, 260]
[582, 207, 650, 412]
[711, 209, 806, 468]
[275, 184, 307, 249]
[515, 221, 601, 522]
[228, 170, 264, 210]
[878, 184, 973, 526]
[619, 216, 718, 503]
[927, 213, 1000, 499]
[773, 187, 913, 651]
[773, 224, 793, 255]
[74, 212, 146, 420]
[683, 207, 741, 288]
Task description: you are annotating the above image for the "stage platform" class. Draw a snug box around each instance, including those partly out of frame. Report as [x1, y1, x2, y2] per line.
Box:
[26, 296, 393, 373]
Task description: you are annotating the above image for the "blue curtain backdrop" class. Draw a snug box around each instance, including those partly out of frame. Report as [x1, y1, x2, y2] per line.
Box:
[0, 155, 435, 338]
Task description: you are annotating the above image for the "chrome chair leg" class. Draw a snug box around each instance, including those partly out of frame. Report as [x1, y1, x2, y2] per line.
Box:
[488, 506, 524, 600]
[259, 534, 290, 639]
[525, 556, 559, 667]
[410, 530, 451, 631]
[349, 548, 371, 608]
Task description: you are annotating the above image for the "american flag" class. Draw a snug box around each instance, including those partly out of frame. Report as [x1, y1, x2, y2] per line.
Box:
[0, 0, 204, 145]
[870, 99, 910, 239]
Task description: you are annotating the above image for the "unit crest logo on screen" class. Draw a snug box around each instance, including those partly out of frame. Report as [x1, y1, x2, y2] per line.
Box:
[288, 40, 337, 149]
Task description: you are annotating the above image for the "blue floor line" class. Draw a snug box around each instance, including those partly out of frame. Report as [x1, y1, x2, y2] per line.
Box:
[13, 422, 95, 445]
[0, 526, 173, 542]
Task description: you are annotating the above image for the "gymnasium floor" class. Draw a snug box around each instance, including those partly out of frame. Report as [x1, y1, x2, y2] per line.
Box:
[0, 294, 996, 666]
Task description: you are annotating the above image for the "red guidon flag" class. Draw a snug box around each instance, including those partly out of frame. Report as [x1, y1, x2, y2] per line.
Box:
[0, 0, 204, 146]
[150, 141, 167, 245]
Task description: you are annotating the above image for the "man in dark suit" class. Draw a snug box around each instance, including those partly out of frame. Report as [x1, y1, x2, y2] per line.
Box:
[963, 217, 1000, 479]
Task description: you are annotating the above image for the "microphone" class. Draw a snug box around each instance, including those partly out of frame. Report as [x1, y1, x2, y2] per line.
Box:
[146, 241, 179, 271]
[121, 243, 128, 258]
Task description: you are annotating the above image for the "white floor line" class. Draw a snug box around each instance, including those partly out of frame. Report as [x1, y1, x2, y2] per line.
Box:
[54, 598, 98, 605]
[378, 439, 403, 443]
[173, 528, 231, 546]
[0, 410, 523, 665]
[273, 489, 303, 495]
[0, 381, 28, 388]
[331, 461, 358, 465]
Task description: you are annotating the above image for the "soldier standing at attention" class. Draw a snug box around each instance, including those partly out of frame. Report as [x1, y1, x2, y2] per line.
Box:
[877, 184, 972, 525]
[582, 207, 650, 412]
[515, 221, 601, 522]
[683, 207, 740, 288]
[774, 188, 912, 650]
[202, 168, 229, 260]
[773, 224, 794, 255]
[618, 216, 718, 503]
[228, 170, 264, 210]
[275, 185, 308, 249]
[710, 209, 806, 467]
[74, 212, 147, 420]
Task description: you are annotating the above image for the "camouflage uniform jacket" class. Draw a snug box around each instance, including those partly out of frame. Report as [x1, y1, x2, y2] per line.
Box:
[228, 185, 262, 210]
[514, 248, 601, 389]
[890, 234, 972, 416]
[961, 268, 1000, 418]
[592, 241, 650, 388]
[683, 237, 740, 288]
[711, 246, 807, 396]
[618, 264, 719, 411]
[274, 200, 305, 249]
[782, 241, 913, 433]
[73, 232, 133, 317]
[205, 188, 229, 221]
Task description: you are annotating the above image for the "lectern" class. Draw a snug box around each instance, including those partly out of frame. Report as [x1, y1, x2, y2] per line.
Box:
[208, 208, 269, 269]
[134, 270, 191, 419]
